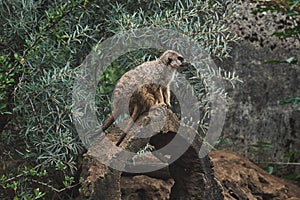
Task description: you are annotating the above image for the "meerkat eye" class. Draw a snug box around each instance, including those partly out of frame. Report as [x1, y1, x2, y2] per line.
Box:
[167, 57, 173, 64]
[178, 56, 184, 62]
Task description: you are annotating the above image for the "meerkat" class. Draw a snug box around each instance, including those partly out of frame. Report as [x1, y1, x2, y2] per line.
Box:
[101, 50, 188, 146]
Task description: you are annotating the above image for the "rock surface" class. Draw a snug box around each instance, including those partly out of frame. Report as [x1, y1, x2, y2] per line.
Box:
[78, 149, 300, 199]
[121, 175, 174, 200]
[217, 1, 300, 176]
[78, 107, 223, 200]
[210, 150, 300, 200]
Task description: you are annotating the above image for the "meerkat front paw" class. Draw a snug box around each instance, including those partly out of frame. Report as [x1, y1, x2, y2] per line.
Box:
[150, 103, 167, 110]
[158, 102, 168, 108]
[166, 102, 171, 108]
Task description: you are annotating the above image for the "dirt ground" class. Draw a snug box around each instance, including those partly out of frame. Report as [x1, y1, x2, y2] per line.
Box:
[210, 150, 300, 200]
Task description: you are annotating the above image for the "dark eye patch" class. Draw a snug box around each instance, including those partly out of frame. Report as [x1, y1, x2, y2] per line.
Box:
[178, 56, 184, 62]
[167, 57, 173, 65]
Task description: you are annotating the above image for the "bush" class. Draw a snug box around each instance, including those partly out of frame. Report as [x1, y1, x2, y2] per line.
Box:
[0, 0, 239, 198]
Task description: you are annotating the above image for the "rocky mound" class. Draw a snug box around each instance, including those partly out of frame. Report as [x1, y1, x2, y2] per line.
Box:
[210, 150, 300, 200]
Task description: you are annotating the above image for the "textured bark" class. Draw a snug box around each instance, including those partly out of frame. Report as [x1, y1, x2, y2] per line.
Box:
[78, 107, 223, 199]
[79, 155, 122, 199]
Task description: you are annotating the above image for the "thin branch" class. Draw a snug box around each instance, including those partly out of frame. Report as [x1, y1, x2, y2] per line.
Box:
[31, 179, 80, 193]
[257, 162, 300, 166]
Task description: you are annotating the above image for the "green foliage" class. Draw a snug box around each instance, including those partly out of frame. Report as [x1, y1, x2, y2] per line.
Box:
[277, 150, 300, 181]
[0, 0, 99, 198]
[250, 141, 273, 164]
[13, 65, 82, 171]
[284, 173, 300, 181]
[0, 0, 239, 198]
[132, 144, 156, 165]
[0, 164, 77, 199]
[106, 0, 239, 58]
[251, 141, 273, 149]
[284, 149, 299, 163]
[279, 97, 300, 105]
[264, 57, 299, 65]
[0, 54, 24, 115]
[269, 150, 300, 180]
[267, 166, 274, 174]
[136, 143, 156, 155]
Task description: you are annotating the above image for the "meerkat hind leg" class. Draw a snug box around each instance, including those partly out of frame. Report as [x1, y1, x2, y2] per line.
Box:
[151, 86, 167, 109]
[116, 104, 140, 146]
[101, 112, 116, 132]
[156, 86, 165, 104]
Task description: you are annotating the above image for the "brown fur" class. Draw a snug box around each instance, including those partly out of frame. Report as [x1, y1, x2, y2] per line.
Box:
[101, 50, 188, 146]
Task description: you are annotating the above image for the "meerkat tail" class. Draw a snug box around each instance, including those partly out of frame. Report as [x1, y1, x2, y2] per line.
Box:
[101, 113, 115, 132]
[116, 105, 139, 146]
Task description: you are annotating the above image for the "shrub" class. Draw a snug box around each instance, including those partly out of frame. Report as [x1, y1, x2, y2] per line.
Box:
[0, 0, 239, 198]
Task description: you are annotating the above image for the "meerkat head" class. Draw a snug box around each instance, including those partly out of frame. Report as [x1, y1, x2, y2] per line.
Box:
[160, 50, 188, 69]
